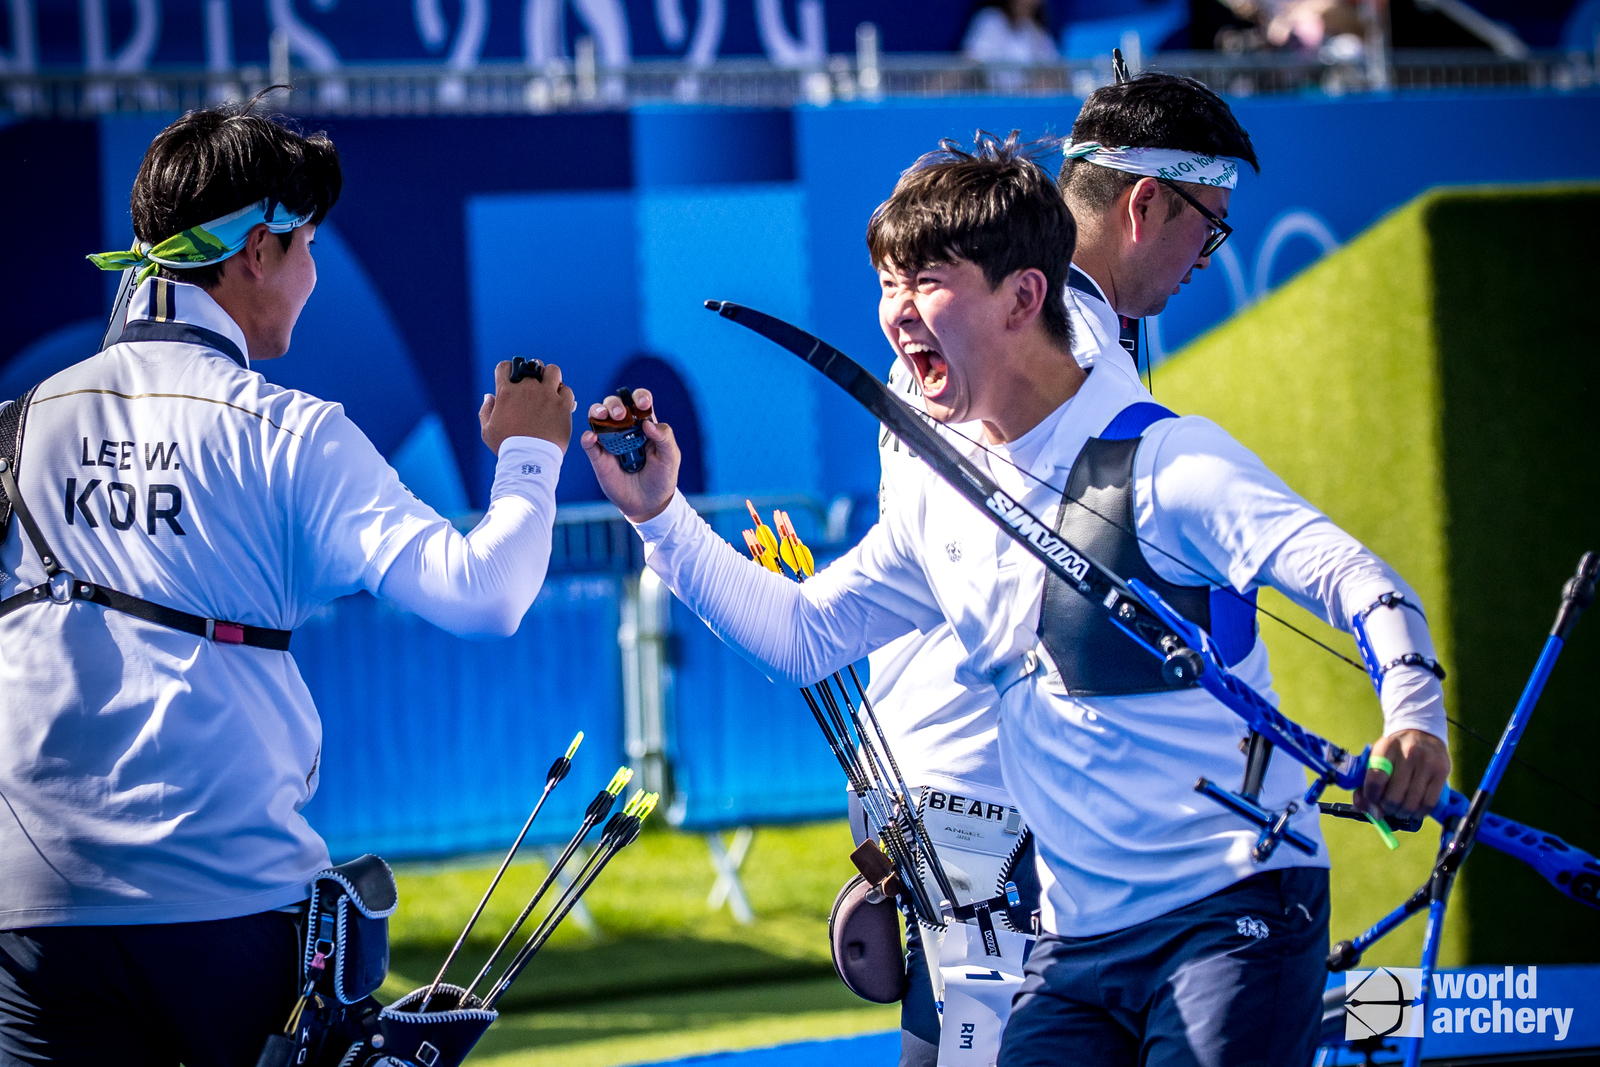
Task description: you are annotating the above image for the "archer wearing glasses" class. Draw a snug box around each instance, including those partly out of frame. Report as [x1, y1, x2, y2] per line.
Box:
[1063, 140, 1239, 323]
[1160, 175, 1234, 257]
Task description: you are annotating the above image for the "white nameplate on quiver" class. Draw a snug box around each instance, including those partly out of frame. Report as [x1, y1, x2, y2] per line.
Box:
[938, 921, 1032, 1067]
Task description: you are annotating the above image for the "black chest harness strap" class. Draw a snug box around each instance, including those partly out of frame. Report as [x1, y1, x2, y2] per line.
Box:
[0, 378, 292, 651]
[997, 399, 1258, 696]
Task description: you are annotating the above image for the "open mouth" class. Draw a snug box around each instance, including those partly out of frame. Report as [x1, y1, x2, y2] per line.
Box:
[902, 342, 948, 398]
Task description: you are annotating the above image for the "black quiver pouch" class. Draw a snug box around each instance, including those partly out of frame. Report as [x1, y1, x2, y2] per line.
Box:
[299, 856, 497, 1067]
[284, 985, 496, 1067]
[307, 854, 399, 1004]
[357, 985, 497, 1067]
[256, 856, 398, 1067]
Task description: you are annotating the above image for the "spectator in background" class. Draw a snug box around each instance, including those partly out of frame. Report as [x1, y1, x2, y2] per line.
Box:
[1213, 0, 1368, 57]
[963, 0, 1060, 63]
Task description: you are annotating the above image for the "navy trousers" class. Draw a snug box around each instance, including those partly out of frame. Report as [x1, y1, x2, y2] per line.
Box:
[999, 868, 1329, 1067]
[0, 911, 301, 1067]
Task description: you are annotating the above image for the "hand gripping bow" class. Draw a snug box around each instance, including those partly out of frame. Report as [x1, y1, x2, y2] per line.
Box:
[705, 302, 1600, 1064]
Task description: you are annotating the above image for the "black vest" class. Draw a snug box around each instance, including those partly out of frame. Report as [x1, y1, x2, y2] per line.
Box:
[1037, 402, 1257, 696]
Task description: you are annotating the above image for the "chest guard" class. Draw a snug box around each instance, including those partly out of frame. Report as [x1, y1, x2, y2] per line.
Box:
[1037, 402, 1257, 696]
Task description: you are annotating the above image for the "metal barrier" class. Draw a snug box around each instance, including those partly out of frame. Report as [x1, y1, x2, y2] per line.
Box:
[665, 589, 856, 832]
[5, 49, 1595, 120]
[606, 493, 855, 835]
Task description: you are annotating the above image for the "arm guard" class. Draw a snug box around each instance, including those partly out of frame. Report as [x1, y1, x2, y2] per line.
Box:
[1351, 591, 1446, 692]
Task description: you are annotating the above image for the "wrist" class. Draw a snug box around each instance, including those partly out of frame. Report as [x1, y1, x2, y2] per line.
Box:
[627, 495, 673, 524]
[1379, 665, 1449, 744]
[630, 489, 685, 533]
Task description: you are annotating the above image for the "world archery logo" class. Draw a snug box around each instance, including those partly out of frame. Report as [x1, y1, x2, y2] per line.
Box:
[1345, 967, 1425, 1040]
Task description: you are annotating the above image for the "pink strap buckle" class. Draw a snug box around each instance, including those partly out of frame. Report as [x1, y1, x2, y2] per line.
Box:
[208, 620, 245, 644]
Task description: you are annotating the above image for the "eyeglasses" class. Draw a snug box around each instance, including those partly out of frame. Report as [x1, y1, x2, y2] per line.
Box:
[1158, 178, 1233, 258]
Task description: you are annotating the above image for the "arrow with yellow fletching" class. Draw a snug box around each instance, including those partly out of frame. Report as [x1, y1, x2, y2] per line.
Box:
[742, 528, 782, 573]
[773, 509, 816, 577]
[746, 500, 781, 559]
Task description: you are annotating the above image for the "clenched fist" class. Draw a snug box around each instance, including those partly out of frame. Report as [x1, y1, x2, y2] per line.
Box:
[480, 359, 576, 453]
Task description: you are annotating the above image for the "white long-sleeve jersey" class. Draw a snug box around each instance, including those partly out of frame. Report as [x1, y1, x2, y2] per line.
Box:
[862, 270, 1153, 799]
[0, 277, 560, 926]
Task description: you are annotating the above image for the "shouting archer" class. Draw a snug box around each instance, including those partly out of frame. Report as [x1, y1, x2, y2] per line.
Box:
[582, 124, 1451, 1066]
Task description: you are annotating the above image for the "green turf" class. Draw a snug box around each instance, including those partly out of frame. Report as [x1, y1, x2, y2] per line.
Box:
[1157, 183, 1600, 966]
[386, 821, 860, 1011]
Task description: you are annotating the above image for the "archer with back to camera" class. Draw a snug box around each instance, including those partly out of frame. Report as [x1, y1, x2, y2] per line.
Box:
[0, 92, 574, 1065]
[581, 91, 1452, 1065]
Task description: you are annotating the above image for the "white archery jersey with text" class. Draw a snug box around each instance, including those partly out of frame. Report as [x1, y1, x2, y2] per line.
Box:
[0, 278, 561, 927]
[638, 269, 1444, 936]
[861, 276, 1148, 800]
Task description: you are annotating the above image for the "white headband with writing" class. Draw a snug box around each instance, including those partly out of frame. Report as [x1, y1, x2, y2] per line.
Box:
[1063, 142, 1245, 189]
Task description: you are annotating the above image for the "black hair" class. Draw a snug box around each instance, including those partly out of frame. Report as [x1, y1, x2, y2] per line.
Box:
[1061, 72, 1258, 216]
[129, 87, 342, 289]
[867, 130, 1074, 349]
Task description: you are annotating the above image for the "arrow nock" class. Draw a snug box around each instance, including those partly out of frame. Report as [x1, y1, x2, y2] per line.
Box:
[742, 528, 782, 573]
[565, 731, 584, 760]
[773, 510, 815, 577]
[746, 500, 781, 558]
[606, 767, 634, 796]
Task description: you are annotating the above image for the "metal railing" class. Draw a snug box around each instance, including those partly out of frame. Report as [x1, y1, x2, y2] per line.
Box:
[3, 49, 1595, 120]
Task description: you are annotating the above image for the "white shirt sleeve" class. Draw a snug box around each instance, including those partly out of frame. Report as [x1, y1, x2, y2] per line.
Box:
[1135, 416, 1325, 593]
[1258, 521, 1448, 742]
[375, 438, 563, 639]
[1136, 416, 1448, 742]
[635, 491, 938, 686]
[291, 406, 562, 639]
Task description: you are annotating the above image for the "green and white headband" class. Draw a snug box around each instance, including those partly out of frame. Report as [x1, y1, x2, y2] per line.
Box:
[87, 198, 314, 283]
[1064, 142, 1244, 190]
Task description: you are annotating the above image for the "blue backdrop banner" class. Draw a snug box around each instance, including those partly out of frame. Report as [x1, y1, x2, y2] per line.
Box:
[7, 91, 1599, 520]
[296, 577, 625, 860]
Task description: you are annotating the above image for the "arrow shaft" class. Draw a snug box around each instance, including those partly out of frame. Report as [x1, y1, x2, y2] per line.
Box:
[420, 778, 558, 1010]
[463, 812, 600, 1001]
